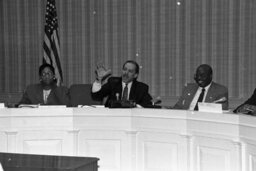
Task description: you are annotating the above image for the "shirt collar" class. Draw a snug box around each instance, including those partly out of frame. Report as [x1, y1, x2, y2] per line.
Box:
[122, 81, 132, 86]
[122, 81, 133, 90]
[199, 82, 212, 92]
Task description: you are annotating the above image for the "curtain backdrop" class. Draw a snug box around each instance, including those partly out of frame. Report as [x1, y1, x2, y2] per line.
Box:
[1, 0, 256, 107]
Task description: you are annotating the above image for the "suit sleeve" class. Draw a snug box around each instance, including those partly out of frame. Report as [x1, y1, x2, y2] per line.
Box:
[233, 88, 256, 113]
[139, 85, 153, 107]
[220, 87, 229, 110]
[243, 89, 256, 105]
[91, 80, 112, 100]
[173, 86, 187, 109]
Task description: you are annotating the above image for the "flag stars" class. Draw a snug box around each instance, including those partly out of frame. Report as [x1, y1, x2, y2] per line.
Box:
[44, 0, 58, 33]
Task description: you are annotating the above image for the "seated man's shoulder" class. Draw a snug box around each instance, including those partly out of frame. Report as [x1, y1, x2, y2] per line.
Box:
[134, 80, 149, 89]
[183, 82, 197, 89]
[212, 82, 228, 91]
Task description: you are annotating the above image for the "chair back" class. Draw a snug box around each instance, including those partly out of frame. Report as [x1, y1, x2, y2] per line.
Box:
[69, 84, 102, 107]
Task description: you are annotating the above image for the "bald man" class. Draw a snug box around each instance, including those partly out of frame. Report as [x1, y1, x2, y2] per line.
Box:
[173, 64, 228, 110]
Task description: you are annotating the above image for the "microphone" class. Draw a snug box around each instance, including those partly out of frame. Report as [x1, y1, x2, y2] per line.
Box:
[116, 93, 120, 101]
[213, 97, 227, 103]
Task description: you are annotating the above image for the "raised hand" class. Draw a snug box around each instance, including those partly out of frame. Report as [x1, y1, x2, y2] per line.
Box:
[95, 63, 112, 82]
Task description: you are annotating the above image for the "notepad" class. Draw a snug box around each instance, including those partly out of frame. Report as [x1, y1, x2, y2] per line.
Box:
[0, 103, 5, 108]
[19, 104, 39, 108]
[78, 105, 105, 108]
[38, 105, 66, 108]
[198, 102, 222, 113]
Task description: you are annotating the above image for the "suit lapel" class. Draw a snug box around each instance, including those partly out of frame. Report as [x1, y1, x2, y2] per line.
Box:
[47, 89, 54, 104]
[129, 81, 136, 101]
[205, 82, 215, 102]
[36, 85, 44, 104]
[184, 84, 198, 108]
[38, 84, 57, 105]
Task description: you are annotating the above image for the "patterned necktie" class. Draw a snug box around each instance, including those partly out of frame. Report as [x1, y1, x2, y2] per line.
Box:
[194, 88, 205, 111]
[122, 84, 128, 100]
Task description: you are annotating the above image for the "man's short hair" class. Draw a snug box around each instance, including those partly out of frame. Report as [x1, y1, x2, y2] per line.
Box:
[197, 64, 213, 75]
[39, 63, 55, 76]
[123, 60, 140, 74]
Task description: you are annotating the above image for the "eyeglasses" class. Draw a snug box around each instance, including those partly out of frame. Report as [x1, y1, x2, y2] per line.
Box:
[41, 72, 54, 77]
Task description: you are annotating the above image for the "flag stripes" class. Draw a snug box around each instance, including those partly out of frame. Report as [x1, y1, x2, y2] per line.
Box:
[43, 0, 63, 86]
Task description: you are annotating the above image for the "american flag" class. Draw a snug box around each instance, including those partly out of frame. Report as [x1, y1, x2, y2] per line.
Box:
[43, 0, 63, 86]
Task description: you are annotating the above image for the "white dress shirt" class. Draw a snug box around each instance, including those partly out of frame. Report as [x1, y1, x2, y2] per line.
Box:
[43, 89, 51, 104]
[121, 82, 132, 100]
[189, 82, 212, 110]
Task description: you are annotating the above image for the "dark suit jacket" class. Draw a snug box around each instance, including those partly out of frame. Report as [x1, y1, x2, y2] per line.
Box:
[91, 77, 152, 107]
[173, 82, 228, 110]
[233, 88, 256, 113]
[19, 83, 70, 105]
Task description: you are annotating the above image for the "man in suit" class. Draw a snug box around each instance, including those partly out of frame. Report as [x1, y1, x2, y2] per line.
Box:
[19, 63, 70, 106]
[173, 64, 228, 110]
[91, 60, 153, 107]
[233, 89, 256, 114]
